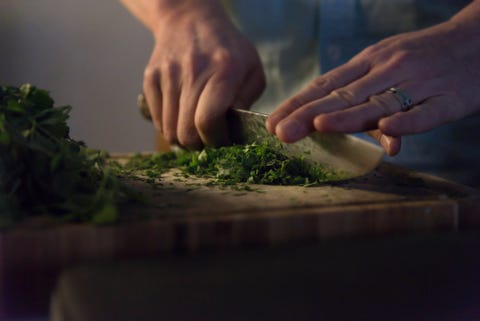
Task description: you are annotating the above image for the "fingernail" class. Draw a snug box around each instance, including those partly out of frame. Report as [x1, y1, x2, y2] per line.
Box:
[380, 135, 388, 147]
[265, 121, 274, 134]
[276, 119, 306, 142]
[266, 114, 281, 134]
[380, 135, 390, 151]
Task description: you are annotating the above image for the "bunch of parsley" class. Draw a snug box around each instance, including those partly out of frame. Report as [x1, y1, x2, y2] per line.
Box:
[0, 84, 135, 228]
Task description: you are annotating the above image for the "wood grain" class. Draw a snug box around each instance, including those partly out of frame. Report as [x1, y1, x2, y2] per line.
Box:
[1, 161, 479, 317]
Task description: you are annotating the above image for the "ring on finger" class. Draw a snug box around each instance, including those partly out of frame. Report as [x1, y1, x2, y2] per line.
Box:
[386, 87, 413, 111]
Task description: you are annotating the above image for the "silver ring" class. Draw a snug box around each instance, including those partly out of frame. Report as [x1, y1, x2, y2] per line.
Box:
[386, 87, 413, 111]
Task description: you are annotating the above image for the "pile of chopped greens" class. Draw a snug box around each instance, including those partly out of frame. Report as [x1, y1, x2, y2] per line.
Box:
[0, 84, 138, 228]
[123, 142, 339, 188]
[0, 84, 340, 228]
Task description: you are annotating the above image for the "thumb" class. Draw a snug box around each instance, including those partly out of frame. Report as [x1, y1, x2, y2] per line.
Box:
[367, 130, 402, 156]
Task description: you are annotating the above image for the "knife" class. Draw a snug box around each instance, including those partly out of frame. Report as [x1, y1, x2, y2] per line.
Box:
[137, 94, 384, 180]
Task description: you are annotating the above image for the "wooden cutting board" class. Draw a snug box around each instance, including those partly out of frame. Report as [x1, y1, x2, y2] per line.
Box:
[1, 160, 480, 317]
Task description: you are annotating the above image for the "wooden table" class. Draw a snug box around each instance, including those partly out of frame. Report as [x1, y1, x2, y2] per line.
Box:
[1, 161, 479, 318]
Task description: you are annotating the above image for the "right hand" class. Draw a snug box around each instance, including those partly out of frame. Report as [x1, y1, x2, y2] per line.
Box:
[143, 2, 265, 149]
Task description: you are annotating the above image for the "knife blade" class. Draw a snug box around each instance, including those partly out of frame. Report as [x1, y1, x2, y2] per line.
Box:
[138, 94, 384, 180]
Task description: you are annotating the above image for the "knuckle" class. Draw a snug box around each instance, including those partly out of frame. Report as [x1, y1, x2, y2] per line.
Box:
[370, 94, 397, 116]
[361, 39, 391, 56]
[162, 129, 178, 145]
[388, 50, 415, 70]
[143, 66, 159, 87]
[163, 64, 177, 77]
[284, 96, 307, 110]
[160, 60, 179, 77]
[212, 49, 235, 67]
[330, 88, 362, 106]
[177, 127, 200, 148]
[310, 76, 335, 94]
[360, 43, 381, 57]
[211, 50, 238, 76]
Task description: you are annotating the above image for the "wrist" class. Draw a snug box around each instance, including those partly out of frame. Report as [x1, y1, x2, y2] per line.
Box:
[148, 0, 229, 34]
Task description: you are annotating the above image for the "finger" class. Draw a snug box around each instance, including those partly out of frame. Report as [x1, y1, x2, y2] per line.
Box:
[176, 72, 211, 150]
[143, 67, 163, 131]
[177, 93, 206, 150]
[367, 130, 402, 156]
[378, 96, 460, 137]
[313, 82, 425, 133]
[161, 63, 181, 145]
[266, 60, 370, 134]
[233, 67, 266, 109]
[196, 70, 239, 147]
[272, 66, 411, 142]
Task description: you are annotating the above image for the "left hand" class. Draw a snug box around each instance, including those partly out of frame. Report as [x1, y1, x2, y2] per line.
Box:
[266, 19, 480, 156]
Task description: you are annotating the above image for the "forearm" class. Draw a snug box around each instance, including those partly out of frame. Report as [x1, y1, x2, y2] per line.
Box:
[119, 0, 228, 34]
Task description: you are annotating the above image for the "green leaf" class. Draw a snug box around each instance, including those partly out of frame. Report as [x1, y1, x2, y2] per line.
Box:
[6, 100, 24, 113]
[0, 84, 140, 227]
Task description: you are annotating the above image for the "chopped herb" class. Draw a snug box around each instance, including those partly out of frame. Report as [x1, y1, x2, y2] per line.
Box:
[125, 142, 341, 188]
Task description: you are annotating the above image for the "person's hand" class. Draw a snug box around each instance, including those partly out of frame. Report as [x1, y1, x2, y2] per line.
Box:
[266, 12, 480, 156]
[142, 1, 265, 149]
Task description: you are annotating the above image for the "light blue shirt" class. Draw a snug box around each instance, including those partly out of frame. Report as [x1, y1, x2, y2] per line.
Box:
[223, 0, 479, 186]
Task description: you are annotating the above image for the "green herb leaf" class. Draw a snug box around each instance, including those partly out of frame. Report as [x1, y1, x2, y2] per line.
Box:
[0, 84, 139, 228]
